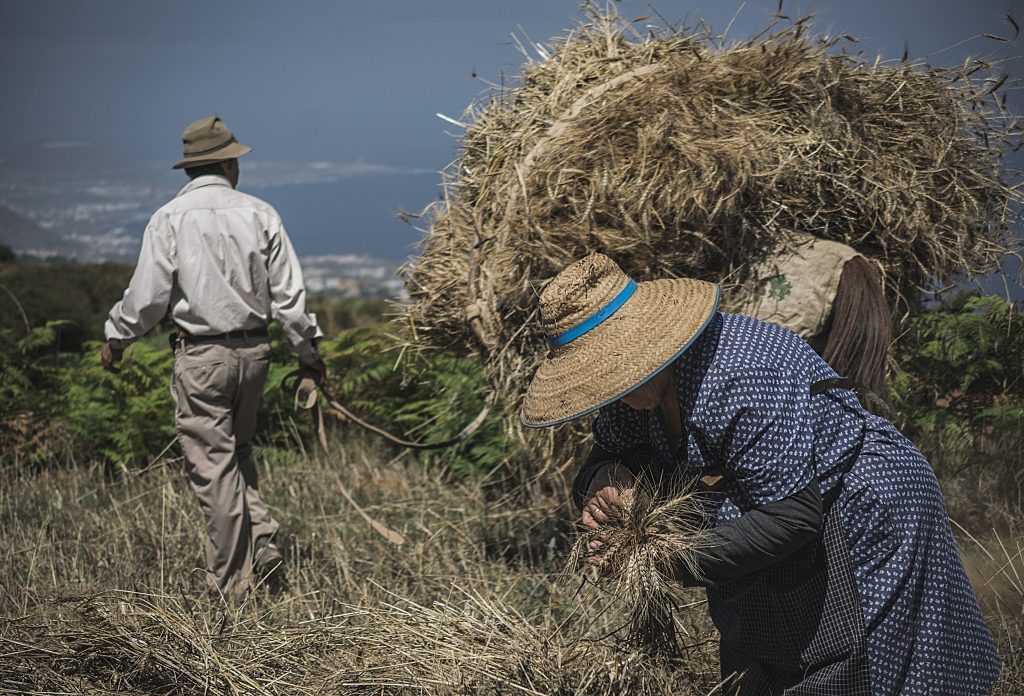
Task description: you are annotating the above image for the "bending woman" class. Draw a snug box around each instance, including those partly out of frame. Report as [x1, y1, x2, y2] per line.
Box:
[521, 253, 998, 695]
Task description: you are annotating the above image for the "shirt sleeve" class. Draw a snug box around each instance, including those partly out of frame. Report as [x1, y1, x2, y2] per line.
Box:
[699, 367, 816, 508]
[104, 216, 175, 348]
[675, 479, 824, 586]
[267, 214, 322, 361]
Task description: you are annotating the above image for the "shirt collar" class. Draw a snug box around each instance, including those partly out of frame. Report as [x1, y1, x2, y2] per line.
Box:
[176, 174, 233, 198]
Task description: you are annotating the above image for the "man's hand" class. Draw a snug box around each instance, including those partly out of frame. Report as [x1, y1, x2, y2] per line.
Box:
[100, 342, 123, 372]
[300, 356, 327, 386]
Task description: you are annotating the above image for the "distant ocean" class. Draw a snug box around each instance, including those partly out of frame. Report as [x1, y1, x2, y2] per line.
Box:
[250, 172, 438, 262]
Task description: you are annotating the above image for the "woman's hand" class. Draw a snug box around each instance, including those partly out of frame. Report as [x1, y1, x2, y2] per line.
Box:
[581, 462, 635, 529]
[581, 464, 635, 567]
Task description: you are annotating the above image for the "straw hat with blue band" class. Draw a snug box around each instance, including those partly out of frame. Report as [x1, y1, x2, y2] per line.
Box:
[547, 278, 638, 348]
[521, 253, 719, 428]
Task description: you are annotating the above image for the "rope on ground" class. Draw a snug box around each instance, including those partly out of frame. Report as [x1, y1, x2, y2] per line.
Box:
[283, 369, 494, 451]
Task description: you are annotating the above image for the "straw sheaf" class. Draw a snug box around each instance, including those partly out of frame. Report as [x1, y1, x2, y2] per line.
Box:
[564, 483, 714, 653]
[401, 7, 1021, 469]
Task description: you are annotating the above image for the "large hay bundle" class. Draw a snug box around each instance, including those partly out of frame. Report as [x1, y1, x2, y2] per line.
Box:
[402, 8, 1020, 467]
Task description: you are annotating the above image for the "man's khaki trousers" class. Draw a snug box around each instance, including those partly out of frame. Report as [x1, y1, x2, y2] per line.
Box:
[171, 335, 279, 598]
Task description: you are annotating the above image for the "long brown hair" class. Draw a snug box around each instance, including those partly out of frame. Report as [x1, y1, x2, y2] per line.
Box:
[819, 256, 892, 405]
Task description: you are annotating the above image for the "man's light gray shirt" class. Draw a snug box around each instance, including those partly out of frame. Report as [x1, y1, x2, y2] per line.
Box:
[105, 175, 320, 359]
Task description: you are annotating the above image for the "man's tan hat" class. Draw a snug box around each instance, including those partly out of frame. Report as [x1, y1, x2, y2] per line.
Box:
[172, 115, 252, 169]
[521, 253, 719, 428]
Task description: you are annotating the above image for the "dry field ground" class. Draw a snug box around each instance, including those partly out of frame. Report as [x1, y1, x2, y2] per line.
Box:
[1, 430, 1021, 694]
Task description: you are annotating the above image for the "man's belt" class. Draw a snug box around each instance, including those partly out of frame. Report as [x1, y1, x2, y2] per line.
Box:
[176, 326, 269, 344]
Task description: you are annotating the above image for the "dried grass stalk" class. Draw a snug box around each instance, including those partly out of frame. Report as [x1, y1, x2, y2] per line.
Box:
[2, 586, 723, 695]
[400, 6, 1022, 472]
[565, 485, 713, 654]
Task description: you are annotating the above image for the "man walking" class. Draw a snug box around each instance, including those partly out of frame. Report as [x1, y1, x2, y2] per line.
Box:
[102, 115, 325, 599]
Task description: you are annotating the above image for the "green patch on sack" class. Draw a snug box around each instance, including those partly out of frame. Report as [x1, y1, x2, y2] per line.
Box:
[768, 275, 792, 301]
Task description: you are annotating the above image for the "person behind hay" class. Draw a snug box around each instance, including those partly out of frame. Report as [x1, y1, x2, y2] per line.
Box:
[729, 232, 892, 407]
[521, 254, 998, 695]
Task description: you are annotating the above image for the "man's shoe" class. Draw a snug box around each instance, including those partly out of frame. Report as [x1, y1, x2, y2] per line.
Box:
[253, 536, 286, 588]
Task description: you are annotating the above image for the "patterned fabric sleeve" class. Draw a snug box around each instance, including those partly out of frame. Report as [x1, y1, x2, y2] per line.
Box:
[592, 400, 646, 454]
[570, 402, 648, 509]
[700, 367, 816, 508]
[571, 444, 616, 510]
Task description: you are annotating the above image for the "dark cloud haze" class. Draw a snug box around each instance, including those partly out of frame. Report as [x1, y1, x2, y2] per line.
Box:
[3, 1, 1021, 164]
[1, 0, 1021, 264]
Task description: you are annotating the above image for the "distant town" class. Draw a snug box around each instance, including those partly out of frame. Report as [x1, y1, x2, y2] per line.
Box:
[295, 254, 404, 299]
[0, 143, 412, 299]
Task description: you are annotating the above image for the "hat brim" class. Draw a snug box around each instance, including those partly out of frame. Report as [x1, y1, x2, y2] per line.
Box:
[521, 278, 719, 428]
[172, 141, 252, 169]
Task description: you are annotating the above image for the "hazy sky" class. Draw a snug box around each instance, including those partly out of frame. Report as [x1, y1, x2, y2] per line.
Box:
[2, 0, 1021, 170]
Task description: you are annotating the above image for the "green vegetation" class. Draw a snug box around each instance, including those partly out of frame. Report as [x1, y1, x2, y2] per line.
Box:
[891, 296, 1023, 511]
[307, 295, 394, 334]
[0, 268, 507, 476]
[0, 261, 134, 340]
[1, 324, 506, 474]
[0, 324, 176, 468]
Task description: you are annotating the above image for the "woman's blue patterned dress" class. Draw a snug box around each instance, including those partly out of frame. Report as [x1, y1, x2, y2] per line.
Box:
[592, 312, 999, 695]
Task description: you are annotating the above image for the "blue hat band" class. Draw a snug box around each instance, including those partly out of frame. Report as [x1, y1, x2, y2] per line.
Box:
[547, 278, 638, 348]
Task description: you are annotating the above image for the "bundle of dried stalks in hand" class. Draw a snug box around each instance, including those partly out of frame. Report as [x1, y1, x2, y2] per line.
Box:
[565, 485, 713, 654]
[401, 4, 1021, 472]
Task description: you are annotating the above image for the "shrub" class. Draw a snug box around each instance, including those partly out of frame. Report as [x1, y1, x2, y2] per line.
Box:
[890, 295, 1023, 491]
[316, 324, 513, 477]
